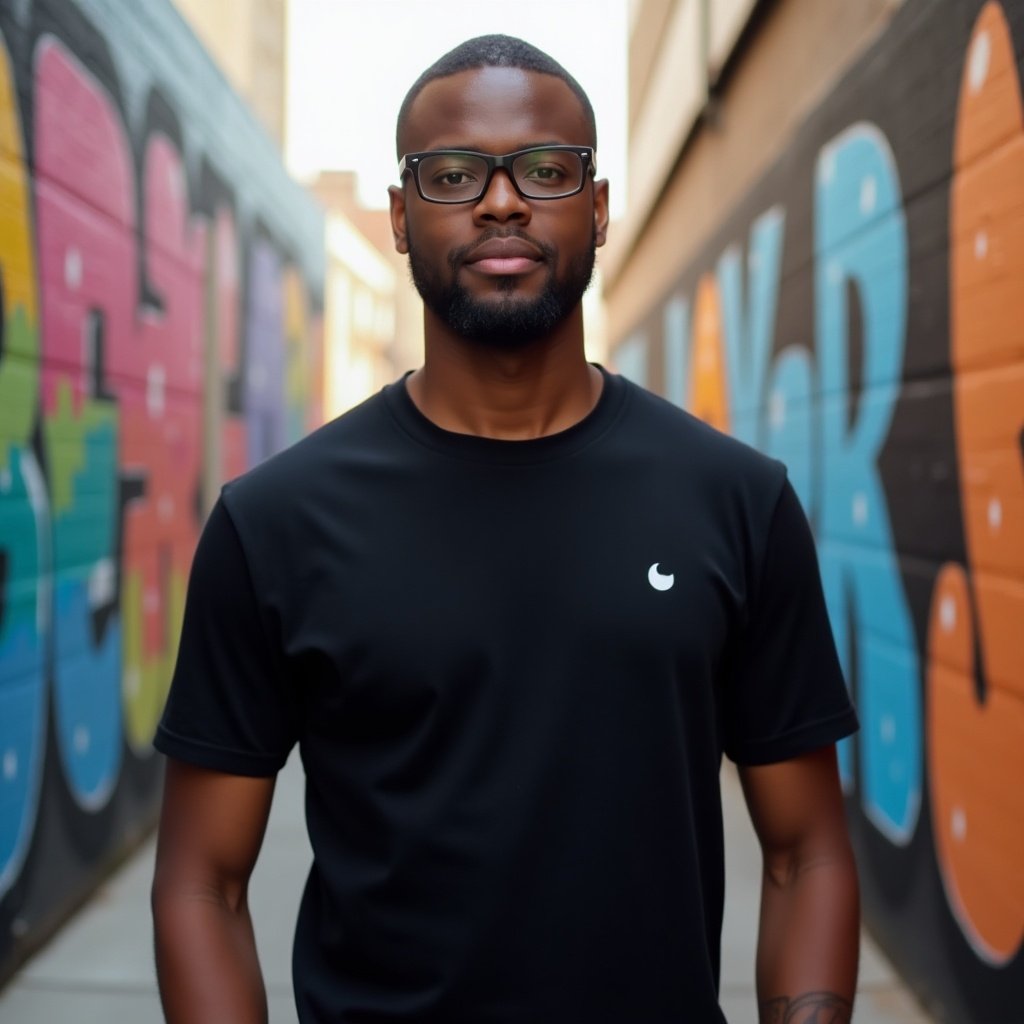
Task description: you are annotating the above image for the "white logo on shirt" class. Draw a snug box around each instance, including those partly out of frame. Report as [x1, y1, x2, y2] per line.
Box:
[647, 563, 674, 591]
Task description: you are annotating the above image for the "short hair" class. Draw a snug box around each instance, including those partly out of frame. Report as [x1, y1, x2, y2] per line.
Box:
[396, 34, 597, 157]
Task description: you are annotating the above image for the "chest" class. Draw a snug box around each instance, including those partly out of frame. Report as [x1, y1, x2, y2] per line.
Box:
[279, 467, 748, 711]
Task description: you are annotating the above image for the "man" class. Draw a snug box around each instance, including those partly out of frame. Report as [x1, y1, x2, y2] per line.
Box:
[152, 35, 860, 1023]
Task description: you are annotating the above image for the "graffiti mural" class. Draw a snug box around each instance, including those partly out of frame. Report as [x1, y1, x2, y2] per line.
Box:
[0, 0, 323, 980]
[929, 0, 1024, 969]
[612, 1, 1023, 1019]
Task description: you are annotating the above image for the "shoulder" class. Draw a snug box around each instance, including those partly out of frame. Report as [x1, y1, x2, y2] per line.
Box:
[223, 388, 392, 511]
[614, 377, 787, 505]
[215, 387, 404, 556]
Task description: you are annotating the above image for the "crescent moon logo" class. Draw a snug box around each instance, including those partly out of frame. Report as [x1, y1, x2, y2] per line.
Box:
[647, 562, 674, 591]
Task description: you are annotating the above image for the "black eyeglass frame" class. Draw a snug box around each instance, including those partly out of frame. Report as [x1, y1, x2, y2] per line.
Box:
[398, 145, 596, 204]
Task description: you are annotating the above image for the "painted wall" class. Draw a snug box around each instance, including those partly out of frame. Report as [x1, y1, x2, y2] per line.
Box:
[0, 0, 323, 979]
[610, 1, 1022, 1019]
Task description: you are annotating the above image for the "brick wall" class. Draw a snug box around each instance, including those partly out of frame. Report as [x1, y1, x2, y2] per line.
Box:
[0, 0, 323, 979]
[608, 2, 1023, 1019]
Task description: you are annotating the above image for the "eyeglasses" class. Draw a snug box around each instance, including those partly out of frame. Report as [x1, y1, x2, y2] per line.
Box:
[398, 145, 595, 204]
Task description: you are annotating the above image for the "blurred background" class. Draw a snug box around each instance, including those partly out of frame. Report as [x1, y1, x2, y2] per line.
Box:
[0, 1, 1021, 1022]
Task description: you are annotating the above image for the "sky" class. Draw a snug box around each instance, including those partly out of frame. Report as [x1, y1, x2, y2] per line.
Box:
[285, 0, 630, 217]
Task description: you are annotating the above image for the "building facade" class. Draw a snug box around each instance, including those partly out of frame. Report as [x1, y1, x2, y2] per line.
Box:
[312, 170, 425, 409]
[171, 0, 288, 148]
[0, 0, 323, 981]
[605, 1, 1024, 1020]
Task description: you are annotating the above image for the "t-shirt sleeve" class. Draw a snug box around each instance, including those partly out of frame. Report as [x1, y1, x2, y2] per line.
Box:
[722, 475, 858, 765]
[154, 495, 299, 776]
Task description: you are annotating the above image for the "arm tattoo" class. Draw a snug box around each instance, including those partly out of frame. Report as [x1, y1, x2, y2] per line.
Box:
[759, 991, 853, 1024]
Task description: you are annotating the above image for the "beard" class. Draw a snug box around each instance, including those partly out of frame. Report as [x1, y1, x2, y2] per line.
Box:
[407, 226, 596, 351]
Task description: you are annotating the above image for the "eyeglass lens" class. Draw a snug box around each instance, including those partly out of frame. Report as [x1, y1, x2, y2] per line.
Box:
[417, 149, 585, 201]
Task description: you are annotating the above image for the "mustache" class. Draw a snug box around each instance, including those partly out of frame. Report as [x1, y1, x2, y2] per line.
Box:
[447, 229, 556, 272]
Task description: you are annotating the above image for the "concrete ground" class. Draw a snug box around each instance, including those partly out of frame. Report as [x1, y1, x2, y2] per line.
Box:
[0, 756, 935, 1023]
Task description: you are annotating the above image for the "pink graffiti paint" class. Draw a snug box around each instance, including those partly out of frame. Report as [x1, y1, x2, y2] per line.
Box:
[34, 37, 135, 415]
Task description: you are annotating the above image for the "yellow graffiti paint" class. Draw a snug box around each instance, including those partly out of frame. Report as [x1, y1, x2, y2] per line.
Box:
[687, 275, 731, 433]
[285, 267, 311, 428]
[43, 377, 119, 518]
[0, 33, 39, 464]
[122, 566, 186, 751]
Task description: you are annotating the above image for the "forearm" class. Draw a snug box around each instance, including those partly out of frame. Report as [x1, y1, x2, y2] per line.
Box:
[153, 889, 268, 1024]
[755, 850, 859, 1023]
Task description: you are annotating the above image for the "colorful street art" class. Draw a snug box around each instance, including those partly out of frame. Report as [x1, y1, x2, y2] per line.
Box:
[929, 1, 1024, 969]
[0, 0, 323, 980]
[612, 1, 1023, 1019]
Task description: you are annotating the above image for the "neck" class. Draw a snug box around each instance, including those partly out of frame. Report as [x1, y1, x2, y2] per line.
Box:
[406, 308, 602, 440]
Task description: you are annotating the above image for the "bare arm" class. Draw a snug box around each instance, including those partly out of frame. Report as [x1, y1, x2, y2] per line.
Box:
[738, 744, 860, 1024]
[151, 758, 277, 1024]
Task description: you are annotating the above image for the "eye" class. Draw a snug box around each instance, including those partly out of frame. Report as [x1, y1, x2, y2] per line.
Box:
[523, 163, 567, 181]
[440, 170, 473, 185]
[514, 151, 581, 192]
[428, 165, 480, 188]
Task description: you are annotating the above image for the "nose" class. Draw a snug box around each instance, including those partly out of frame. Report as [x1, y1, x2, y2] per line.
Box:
[473, 167, 531, 225]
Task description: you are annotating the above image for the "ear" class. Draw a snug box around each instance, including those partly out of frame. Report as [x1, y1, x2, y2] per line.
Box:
[592, 178, 610, 248]
[388, 184, 409, 254]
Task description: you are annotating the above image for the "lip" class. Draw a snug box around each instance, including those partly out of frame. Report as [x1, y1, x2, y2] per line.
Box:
[463, 237, 544, 276]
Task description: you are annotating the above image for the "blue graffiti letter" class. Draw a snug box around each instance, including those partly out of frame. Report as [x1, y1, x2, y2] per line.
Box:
[815, 123, 921, 843]
[718, 205, 786, 448]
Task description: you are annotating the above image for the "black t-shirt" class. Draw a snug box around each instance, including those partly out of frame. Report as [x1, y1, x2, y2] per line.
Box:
[156, 368, 857, 1023]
